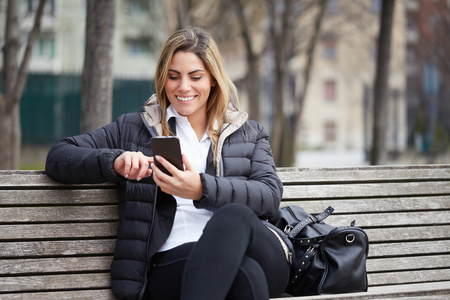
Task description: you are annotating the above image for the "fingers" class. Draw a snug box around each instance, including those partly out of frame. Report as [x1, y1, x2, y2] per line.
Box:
[182, 154, 194, 171]
[152, 154, 202, 200]
[113, 151, 153, 180]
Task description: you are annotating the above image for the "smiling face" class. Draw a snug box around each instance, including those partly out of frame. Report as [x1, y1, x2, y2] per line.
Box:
[164, 51, 215, 126]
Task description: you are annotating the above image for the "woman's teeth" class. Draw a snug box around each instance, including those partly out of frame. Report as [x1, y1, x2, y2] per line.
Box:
[177, 96, 195, 102]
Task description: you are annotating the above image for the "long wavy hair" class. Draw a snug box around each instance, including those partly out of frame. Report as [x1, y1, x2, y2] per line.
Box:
[154, 27, 239, 162]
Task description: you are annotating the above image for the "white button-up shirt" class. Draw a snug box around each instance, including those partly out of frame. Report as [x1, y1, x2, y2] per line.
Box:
[157, 105, 214, 252]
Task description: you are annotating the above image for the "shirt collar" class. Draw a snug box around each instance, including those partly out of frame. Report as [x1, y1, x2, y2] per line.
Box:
[166, 104, 186, 121]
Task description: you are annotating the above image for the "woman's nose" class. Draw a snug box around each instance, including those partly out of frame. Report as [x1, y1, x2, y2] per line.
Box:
[179, 79, 191, 92]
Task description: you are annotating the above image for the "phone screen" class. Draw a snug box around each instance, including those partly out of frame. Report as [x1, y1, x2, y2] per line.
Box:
[151, 136, 183, 175]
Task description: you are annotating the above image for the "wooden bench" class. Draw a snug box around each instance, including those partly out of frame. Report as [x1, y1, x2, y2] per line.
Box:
[0, 164, 449, 299]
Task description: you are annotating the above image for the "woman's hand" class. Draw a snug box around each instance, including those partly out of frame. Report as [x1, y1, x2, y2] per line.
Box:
[152, 154, 203, 200]
[114, 151, 153, 181]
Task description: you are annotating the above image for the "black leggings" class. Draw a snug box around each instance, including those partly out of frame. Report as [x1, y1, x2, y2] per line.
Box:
[145, 203, 290, 300]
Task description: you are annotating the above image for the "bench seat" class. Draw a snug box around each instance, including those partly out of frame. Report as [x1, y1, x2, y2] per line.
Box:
[0, 164, 449, 299]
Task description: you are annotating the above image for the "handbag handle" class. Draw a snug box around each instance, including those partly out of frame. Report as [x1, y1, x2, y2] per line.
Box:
[285, 206, 334, 239]
[288, 246, 316, 287]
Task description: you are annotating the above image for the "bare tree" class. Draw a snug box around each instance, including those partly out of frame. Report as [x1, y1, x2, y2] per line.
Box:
[80, 0, 116, 133]
[0, 0, 47, 170]
[284, 0, 328, 167]
[370, 0, 395, 165]
[232, 0, 265, 121]
[268, 0, 328, 166]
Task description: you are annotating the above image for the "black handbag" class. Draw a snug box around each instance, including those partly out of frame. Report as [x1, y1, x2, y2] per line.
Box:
[269, 205, 369, 296]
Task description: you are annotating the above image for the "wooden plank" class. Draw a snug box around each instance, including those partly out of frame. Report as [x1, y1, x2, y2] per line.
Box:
[0, 206, 118, 223]
[365, 225, 450, 242]
[280, 195, 450, 213]
[0, 273, 110, 292]
[0, 256, 112, 275]
[367, 255, 450, 272]
[276, 281, 450, 299]
[325, 211, 450, 227]
[368, 269, 450, 286]
[0, 189, 118, 205]
[282, 181, 450, 200]
[277, 165, 450, 184]
[0, 240, 115, 258]
[0, 223, 118, 240]
[0, 289, 115, 300]
[369, 240, 450, 257]
[0, 170, 115, 189]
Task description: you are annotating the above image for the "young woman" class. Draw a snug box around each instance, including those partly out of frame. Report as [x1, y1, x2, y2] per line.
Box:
[46, 27, 291, 300]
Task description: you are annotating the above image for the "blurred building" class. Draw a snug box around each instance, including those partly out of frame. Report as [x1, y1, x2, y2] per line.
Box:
[3, 0, 445, 166]
[405, 0, 450, 155]
[0, 0, 166, 144]
[0, 0, 165, 77]
[293, 0, 407, 158]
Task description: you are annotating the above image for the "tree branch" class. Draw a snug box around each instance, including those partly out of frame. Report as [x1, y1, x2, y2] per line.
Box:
[8, 0, 47, 114]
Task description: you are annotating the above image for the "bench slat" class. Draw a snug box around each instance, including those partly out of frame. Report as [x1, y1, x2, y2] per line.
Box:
[0, 290, 115, 300]
[0, 171, 115, 189]
[0, 256, 112, 275]
[368, 269, 450, 286]
[277, 165, 450, 183]
[0, 189, 118, 205]
[325, 211, 450, 227]
[0, 223, 118, 240]
[279, 281, 450, 299]
[281, 195, 450, 213]
[365, 225, 450, 242]
[282, 181, 450, 199]
[367, 254, 450, 272]
[0, 240, 115, 258]
[369, 240, 450, 257]
[0, 206, 118, 223]
[0, 273, 110, 292]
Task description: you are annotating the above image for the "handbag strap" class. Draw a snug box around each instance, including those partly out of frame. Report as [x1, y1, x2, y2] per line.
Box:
[288, 246, 316, 287]
[285, 206, 334, 239]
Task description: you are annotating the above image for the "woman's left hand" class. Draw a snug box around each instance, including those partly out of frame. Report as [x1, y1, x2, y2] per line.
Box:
[151, 154, 203, 200]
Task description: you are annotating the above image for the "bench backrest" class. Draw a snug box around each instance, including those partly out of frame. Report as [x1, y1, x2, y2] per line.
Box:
[0, 165, 449, 298]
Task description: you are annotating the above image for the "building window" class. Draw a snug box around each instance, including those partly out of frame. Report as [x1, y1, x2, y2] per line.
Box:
[322, 37, 337, 59]
[126, 0, 149, 14]
[324, 121, 336, 142]
[125, 38, 151, 56]
[26, 0, 55, 15]
[33, 34, 55, 59]
[324, 80, 336, 101]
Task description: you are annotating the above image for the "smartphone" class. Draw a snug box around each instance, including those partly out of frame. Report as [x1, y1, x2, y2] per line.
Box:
[151, 136, 183, 175]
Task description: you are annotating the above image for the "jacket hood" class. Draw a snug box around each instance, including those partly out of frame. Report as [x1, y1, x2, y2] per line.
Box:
[141, 94, 248, 176]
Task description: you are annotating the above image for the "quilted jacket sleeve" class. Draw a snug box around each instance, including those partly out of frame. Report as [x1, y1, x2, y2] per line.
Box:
[45, 116, 128, 184]
[196, 121, 283, 219]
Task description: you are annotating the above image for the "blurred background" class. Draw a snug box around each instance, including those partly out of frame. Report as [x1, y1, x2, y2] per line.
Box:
[0, 0, 449, 170]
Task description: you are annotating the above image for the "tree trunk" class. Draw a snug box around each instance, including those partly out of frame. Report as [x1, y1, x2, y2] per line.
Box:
[233, 0, 261, 121]
[0, 0, 46, 170]
[283, 0, 328, 167]
[268, 0, 293, 166]
[80, 0, 116, 134]
[370, 0, 395, 165]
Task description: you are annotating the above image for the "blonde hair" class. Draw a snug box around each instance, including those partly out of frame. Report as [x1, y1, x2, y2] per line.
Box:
[154, 27, 239, 161]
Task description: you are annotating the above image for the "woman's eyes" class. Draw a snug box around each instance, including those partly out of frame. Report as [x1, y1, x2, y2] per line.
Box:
[168, 75, 202, 81]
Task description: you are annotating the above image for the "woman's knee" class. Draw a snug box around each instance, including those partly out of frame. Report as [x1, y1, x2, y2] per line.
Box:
[227, 256, 269, 300]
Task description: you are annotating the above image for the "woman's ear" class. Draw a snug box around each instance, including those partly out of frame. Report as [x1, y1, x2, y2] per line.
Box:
[211, 77, 217, 87]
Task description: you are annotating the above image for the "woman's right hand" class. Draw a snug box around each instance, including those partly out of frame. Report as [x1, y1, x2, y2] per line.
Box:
[114, 151, 154, 181]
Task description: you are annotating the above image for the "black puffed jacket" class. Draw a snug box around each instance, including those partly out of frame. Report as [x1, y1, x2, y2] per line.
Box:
[45, 95, 283, 300]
